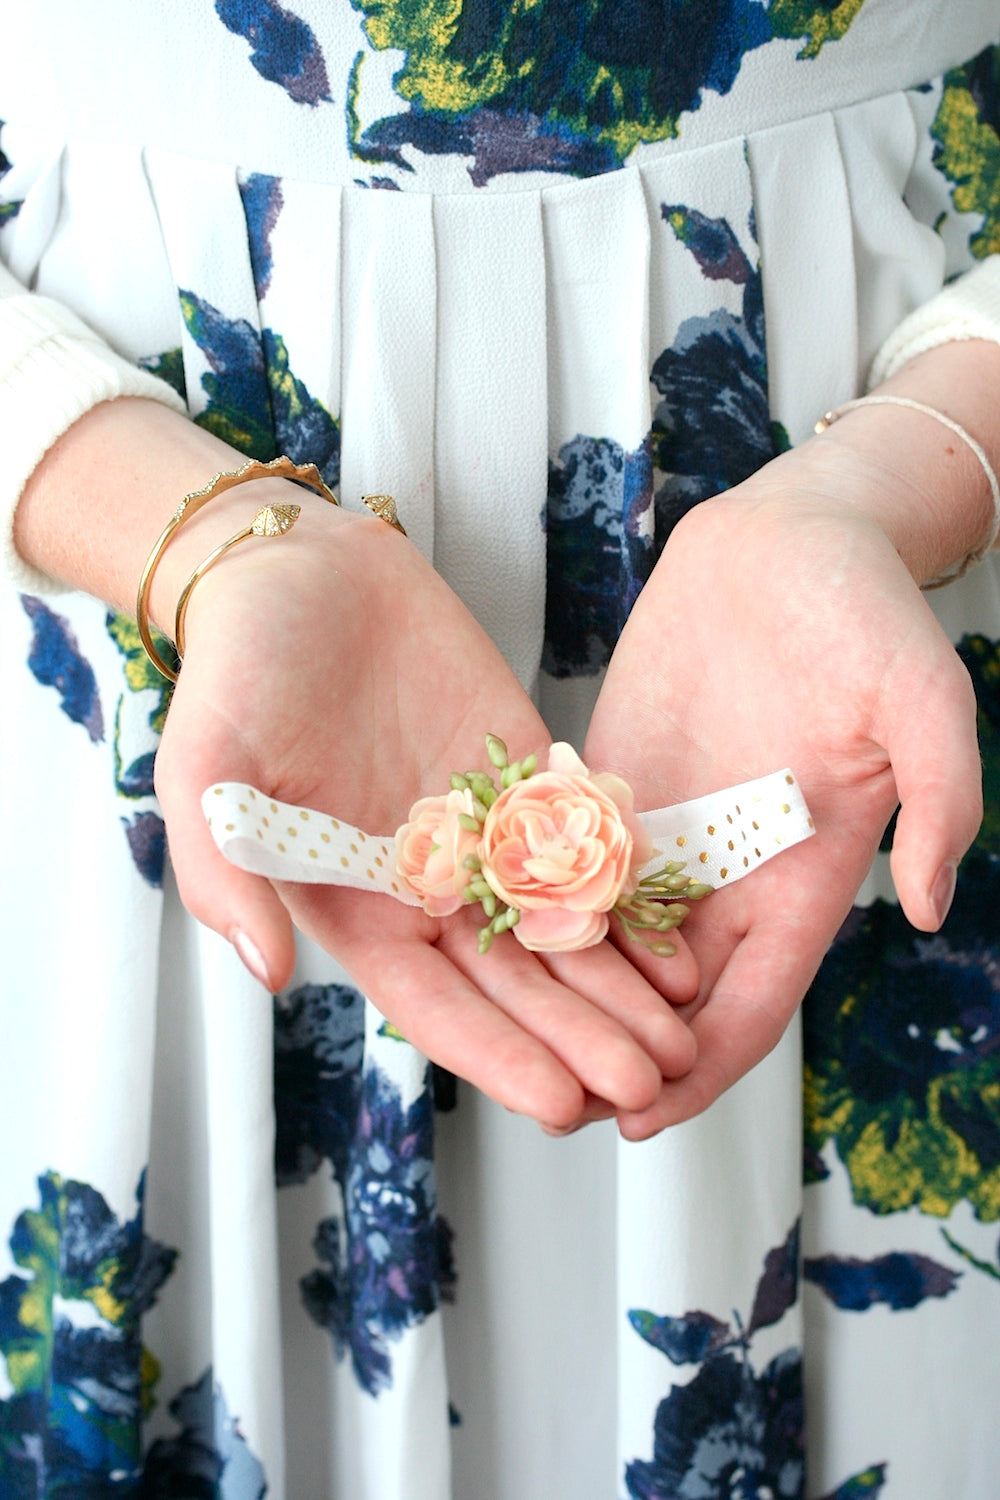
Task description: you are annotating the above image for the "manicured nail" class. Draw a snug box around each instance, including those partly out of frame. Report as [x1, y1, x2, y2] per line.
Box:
[929, 861, 958, 927]
[231, 928, 272, 988]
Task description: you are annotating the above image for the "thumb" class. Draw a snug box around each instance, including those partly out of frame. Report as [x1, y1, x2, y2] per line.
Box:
[887, 651, 982, 931]
[154, 697, 297, 991]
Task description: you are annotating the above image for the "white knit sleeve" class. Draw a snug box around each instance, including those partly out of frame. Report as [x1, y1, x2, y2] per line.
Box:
[0, 261, 187, 595]
[868, 255, 1000, 388]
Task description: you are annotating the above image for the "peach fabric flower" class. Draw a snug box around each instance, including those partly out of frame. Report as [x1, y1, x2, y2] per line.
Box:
[480, 742, 654, 951]
[395, 787, 481, 917]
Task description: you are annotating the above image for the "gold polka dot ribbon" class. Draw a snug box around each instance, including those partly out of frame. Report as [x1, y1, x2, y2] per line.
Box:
[201, 768, 814, 896]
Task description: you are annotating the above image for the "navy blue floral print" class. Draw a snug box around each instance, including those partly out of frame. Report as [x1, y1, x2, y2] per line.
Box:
[240, 173, 284, 300]
[544, 202, 780, 677]
[181, 290, 341, 485]
[0, 1172, 176, 1494]
[625, 1225, 805, 1499]
[215, 0, 332, 106]
[651, 205, 781, 537]
[625, 1346, 804, 1500]
[274, 985, 455, 1395]
[804, 851, 1000, 1221]
[143, 1369, 268, 1499]
[543, 435, 653, 676]
[21, 595, 104, 743]
[347, 0, 863, 184]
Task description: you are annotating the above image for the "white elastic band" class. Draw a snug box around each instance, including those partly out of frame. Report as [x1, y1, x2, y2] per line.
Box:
[202, 767, 814, 897]
[815, 394, 1000, 588]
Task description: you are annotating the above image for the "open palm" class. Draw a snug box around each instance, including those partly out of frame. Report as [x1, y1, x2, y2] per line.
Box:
[155, 501, 698, 1129]
[586, 454, 983, 1134]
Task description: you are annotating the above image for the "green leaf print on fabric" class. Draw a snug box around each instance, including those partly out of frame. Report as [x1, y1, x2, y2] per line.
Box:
[931, 44, 1000, 260]
[767, 0, 865, 60]
[816, 1467, 888, 1500]
[0, 129, 23, 225]
[180, 291, 341, 485]
[106, 613, 173, 740]
[941, 1226, 1000, 1284]
[138, 346, 188, 403]
[803, 857, 1000, 1221]
[805, 633, 1000, 1220]
[105, 612, 170, 885]
[0, 1171, 177, 1493]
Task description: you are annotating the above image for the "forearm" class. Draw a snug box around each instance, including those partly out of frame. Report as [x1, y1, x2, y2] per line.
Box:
[13, 396, 347, 635]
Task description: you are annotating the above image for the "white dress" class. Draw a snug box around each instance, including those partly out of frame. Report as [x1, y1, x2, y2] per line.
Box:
[1, 3, 1000, 1496]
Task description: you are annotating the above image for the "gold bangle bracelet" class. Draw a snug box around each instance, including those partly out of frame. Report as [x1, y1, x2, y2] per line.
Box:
[136, 456, 339, 682]
[174, 500, 301, 663]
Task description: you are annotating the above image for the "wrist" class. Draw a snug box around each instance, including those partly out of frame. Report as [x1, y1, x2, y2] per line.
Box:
[147, 471, 348, 640]
[802, 339, 1000, 586]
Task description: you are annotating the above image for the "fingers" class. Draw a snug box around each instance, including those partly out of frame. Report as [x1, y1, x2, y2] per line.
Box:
[886, 653, 982, 930]
[615, 921, 813, 1137]
[615, 844, 859, 1138]
[290, 886, 593, 1127]
[434, 919, 685, 1113]
[294, 885, 695, 1123]
[539, 935, 698, 1079]
[606, 919, 701, 1005]
[541, 1093, 618, 1136]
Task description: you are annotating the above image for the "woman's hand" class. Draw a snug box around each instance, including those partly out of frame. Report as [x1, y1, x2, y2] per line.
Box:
[17, 397, 697, 1132]
[155, 496, 699, 1130]
[586, 423, 985, 1136]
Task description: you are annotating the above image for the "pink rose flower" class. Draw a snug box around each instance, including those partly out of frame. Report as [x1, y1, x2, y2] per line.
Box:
[479, 743, 654, 951]
[395, 788, 482, 917]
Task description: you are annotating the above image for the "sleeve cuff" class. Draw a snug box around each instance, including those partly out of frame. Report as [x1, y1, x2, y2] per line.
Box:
[868, 255, 1000, 388]
[0, 289, 187, 595]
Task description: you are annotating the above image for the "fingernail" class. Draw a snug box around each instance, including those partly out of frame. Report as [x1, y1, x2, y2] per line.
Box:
[929, 861, 958, 927]
[231, 927, 272, 989]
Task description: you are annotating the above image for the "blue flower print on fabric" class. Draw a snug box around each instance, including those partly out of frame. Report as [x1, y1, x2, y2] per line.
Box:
[803, 850, 1000, 1222]
[0, 1171, 177, 1494]
[0, 128, 22, 225]
[143, 1369, 268, 1500]
[543, 202, 781, 678]
[300, 1064, 456, 1395]
[803, 1251, 961, 1312]
[274, 983, 367, 1190]
[625, 1222, 886, 1499]
[625, 1223, 804, 1499]
[625, 1346, 804, 1500]
[240, 173, 284, 301]
[215, 0, 332, 106]
[347, 0, 867, 185]
[273, 984, 456, 1396]
[181, 290, 341, 487]
[543, 435, 654, 677]
[651, 204, 782, 538]
[21, 595, 104, 743]
[121, 810, 167, 888]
